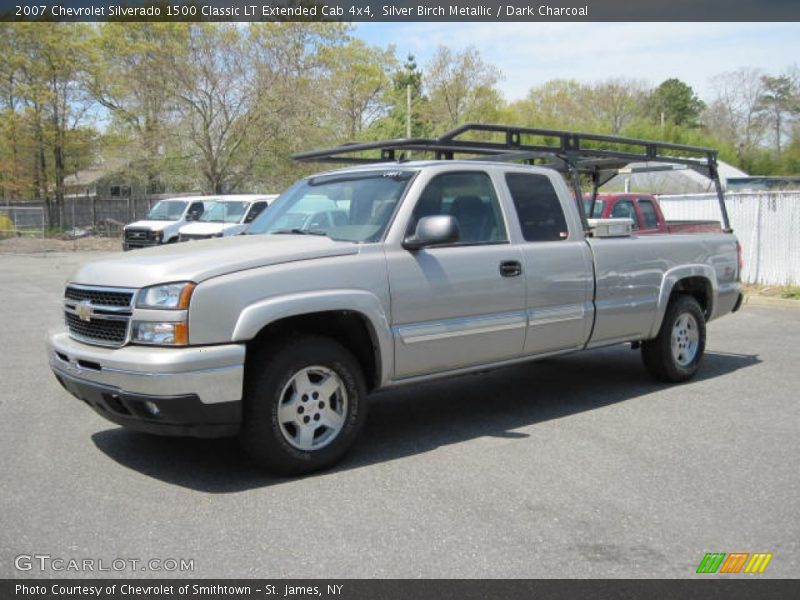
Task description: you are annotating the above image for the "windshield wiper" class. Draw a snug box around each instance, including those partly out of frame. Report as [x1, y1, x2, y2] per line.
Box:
[271, 228, 329, 237]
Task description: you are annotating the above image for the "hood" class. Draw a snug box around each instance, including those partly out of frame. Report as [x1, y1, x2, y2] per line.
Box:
[180, 222, 239, 236]
[124, 220, 176, 232]
[70, 235, 359, 288]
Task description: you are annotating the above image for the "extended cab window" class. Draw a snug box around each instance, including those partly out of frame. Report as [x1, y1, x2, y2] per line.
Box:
[409, 171, 507, 244]
[611, 199, 639, 230]
[505, 173, 569, 242]
[639, 199, 660, 229]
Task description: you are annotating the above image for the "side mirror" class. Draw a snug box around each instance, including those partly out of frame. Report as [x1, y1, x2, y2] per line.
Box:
[402, 215, 460, 251]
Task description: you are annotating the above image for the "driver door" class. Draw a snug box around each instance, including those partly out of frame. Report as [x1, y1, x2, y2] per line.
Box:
[386, 170, 526, 379]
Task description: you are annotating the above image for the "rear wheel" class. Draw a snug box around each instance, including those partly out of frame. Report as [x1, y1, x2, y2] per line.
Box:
[641, 295, 706, 382]
[241, 335, 367, 475]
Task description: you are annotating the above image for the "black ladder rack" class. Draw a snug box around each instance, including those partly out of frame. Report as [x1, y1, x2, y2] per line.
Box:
[292, 123, 732, 233]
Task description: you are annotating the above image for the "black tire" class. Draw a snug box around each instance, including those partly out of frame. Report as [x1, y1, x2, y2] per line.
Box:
[241, 335, 367, 475]
[641, 295, 706, 383]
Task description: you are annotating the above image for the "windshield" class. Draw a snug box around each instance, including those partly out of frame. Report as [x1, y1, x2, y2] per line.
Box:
[582, 199, 605, 218]
[247, 170, 415, 242]
[198, 201, 249, 223]
[145, 201, 188, 221]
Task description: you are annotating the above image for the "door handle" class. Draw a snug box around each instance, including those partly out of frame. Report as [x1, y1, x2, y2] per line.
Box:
[499, 260, 522, 277]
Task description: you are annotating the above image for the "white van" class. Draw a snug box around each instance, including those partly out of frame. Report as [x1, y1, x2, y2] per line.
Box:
[178, 195, 278, 242]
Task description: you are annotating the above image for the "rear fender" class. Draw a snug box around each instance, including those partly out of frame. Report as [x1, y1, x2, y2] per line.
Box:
[649, 265, 717, 339]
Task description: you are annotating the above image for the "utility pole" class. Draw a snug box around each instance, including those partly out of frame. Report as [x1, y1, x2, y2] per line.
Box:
[406, 83, 412, 139]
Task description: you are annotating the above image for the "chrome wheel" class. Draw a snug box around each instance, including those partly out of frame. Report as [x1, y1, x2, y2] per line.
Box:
[277, 366, 348, 451]
[671, 313, 699, 366]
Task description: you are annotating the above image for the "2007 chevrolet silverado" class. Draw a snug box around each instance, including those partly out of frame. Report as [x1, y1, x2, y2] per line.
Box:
[48, 125, 743, 474]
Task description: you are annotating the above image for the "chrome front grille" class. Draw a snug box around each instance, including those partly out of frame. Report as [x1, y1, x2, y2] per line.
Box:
[63, 285, 136, 347]
[64, 287, 134, 307]
[65, 312, 128, 345]
[125, 228, 150, 241]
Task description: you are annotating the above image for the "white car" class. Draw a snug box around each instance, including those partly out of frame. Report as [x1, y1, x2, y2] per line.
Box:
[178, 195, 277, 242]
[122, 196, 213, 251]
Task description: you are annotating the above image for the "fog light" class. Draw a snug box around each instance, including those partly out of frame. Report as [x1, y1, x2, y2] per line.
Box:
[132, 321, 188, 345]
[144, 401, 160, 416]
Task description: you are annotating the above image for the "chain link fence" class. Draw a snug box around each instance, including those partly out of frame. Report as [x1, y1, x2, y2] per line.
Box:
[0, 205, 46, 239]
[0, 194, 191, 254]
[659, 191, 800, 286]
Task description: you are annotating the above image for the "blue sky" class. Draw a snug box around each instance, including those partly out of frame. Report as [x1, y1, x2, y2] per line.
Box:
[353, 22, 800, 101]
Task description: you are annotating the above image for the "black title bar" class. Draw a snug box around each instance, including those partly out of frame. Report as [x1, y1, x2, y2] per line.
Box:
[4, 579, 800, 600]
[1, 0, 799, 22]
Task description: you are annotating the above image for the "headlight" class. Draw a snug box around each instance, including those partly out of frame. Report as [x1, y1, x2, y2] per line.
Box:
[131, 321, 188, 346]
[137, 282, 195, 309]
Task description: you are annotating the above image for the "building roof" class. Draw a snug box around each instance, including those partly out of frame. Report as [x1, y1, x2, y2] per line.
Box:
[63, 157, 130, 188]
[602, 160, 748, 194]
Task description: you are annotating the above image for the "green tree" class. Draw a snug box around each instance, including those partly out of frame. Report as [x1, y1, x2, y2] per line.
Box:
[368, 54, 430, 140]
[246, 23, 349, 190]
[509, 79, 591, 130]
[87, 23, 190, 193]
[757, 74, 799, 155]
[320, 39, 396, 140]
[647, 78, 705, 128]
[11, 24, 95, 225]
[0, 23, 26, 199]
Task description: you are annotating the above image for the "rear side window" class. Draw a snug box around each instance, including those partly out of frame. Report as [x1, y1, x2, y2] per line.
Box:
[611, 199, 639, 230]
[639, 199, 660, 229]
[505, 173, 569, 242]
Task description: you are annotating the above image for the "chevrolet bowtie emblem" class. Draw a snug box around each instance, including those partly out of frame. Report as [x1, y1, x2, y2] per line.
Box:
[75, 300, 93, 322]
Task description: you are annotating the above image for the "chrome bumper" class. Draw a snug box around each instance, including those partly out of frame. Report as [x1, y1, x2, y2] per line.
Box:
[47, 332, 245, 404]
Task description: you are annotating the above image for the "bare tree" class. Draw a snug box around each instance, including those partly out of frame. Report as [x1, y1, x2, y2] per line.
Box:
[589, 78, 648, 135]
[424, 46, 502, 130]
[173, 24, 269, 194]
[708, 68, 766, 158]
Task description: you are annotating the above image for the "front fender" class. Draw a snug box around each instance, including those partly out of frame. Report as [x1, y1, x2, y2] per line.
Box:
[232, 289, 394, 386]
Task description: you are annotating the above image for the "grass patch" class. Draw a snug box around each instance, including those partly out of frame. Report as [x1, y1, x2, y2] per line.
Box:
[744, 284, 800, 300]
[780, 287, 800, 299]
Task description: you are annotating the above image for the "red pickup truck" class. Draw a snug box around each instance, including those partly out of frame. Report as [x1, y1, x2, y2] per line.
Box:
[583, 193, 722, 234]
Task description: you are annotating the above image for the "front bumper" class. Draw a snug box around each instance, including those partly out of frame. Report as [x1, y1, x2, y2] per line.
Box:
[122, 239, 162, 251]
[48, 333, 245, 438]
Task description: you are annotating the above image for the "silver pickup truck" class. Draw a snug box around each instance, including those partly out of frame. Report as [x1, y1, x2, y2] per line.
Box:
[48, 125, 743, 475]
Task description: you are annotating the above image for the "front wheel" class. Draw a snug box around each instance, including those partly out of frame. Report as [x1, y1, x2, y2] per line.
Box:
[241, 335, 367, 475]
[641, 295, 706, 383]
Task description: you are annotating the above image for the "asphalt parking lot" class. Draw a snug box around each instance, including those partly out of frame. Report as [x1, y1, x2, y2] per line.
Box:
[1, 251, 798, 579]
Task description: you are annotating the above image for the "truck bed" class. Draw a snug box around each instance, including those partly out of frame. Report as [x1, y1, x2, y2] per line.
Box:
[665, 220, 722, 234]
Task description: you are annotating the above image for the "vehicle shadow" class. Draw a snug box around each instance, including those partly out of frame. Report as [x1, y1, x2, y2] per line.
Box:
[91, 346, 760, 493]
